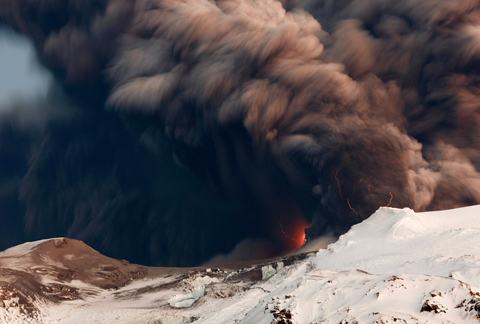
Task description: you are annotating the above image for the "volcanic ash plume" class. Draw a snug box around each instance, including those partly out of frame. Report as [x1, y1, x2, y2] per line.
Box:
[0, 0, 479, 265]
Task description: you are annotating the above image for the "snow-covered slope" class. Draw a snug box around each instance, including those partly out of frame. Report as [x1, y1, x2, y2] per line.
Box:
[1, 206, 479, 323]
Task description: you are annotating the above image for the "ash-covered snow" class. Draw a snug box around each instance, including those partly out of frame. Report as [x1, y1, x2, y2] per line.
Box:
[1, 206, 480, 323]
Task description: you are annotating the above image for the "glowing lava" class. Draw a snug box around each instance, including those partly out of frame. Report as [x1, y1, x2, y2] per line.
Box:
[278, 215, 309, 251]
[262, 197, 310, 254]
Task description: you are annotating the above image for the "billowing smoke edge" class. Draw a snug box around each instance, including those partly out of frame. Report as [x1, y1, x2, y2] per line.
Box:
[0, 0, 478, 265]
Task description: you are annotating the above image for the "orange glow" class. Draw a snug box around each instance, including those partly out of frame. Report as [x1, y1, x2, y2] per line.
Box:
[278, 216, 309, 251]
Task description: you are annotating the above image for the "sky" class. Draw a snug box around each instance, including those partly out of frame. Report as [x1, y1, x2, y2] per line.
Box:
[0, 28, 52, 106]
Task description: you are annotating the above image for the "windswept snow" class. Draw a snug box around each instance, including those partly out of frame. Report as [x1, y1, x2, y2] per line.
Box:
[1, 206, 479, 323]
[314, 206, 480, 276]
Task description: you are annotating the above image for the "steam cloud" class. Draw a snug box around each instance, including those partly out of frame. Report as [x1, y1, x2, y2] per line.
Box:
[0, 0, 478, 265]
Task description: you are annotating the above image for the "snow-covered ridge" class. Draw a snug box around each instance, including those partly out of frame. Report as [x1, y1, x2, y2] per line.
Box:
[1, 206, 479, 323]
[315, 206, 480, 277]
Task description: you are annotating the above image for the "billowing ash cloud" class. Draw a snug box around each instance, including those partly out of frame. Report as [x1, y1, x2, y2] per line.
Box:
[0, 0, 479, 265]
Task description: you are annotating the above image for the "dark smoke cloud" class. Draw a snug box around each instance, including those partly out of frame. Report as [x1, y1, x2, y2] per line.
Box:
[0, 0, 478, 265]
[0, 89, 252, 266]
